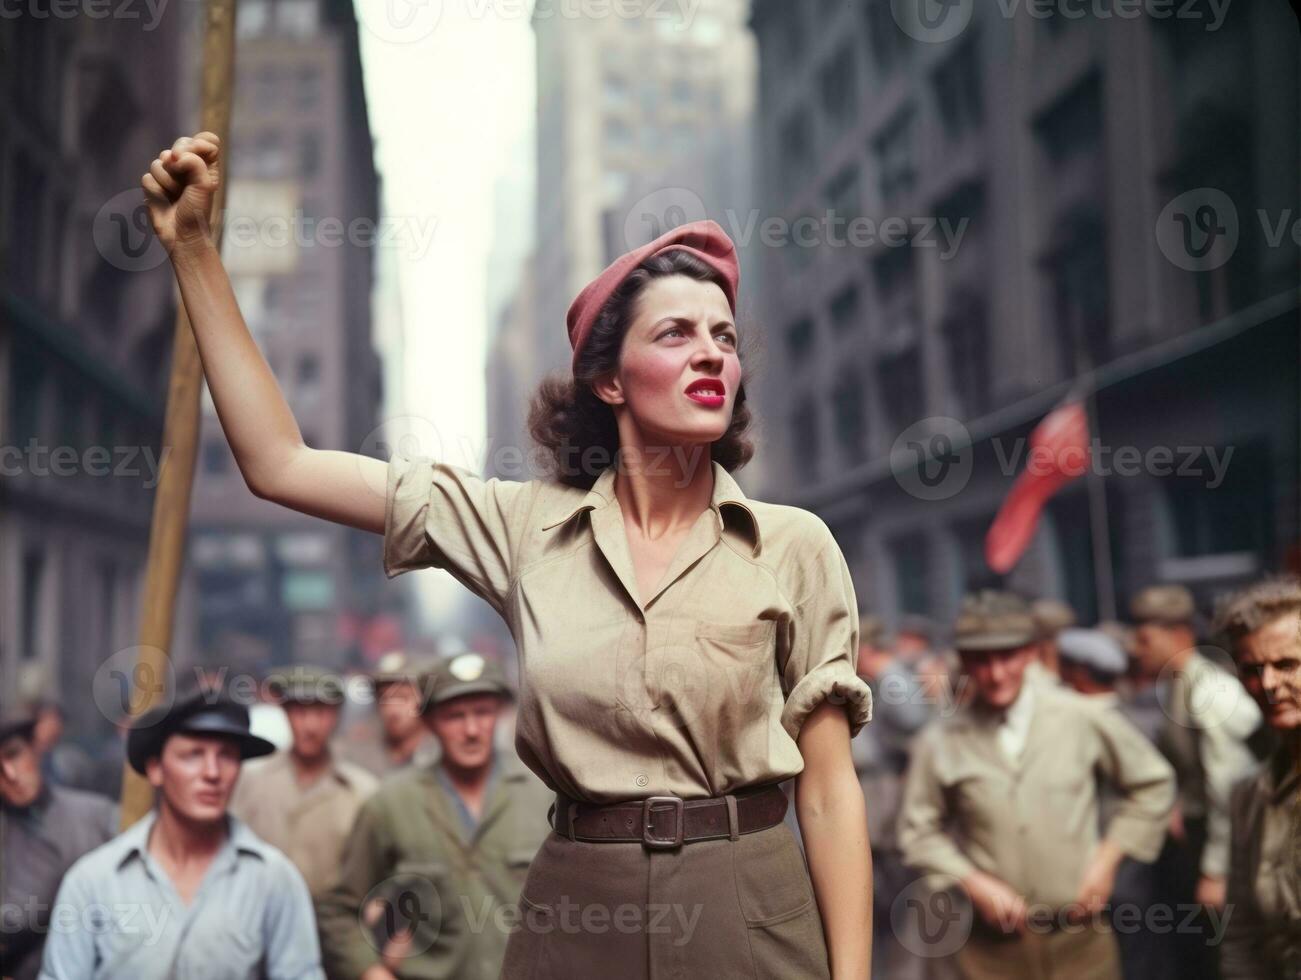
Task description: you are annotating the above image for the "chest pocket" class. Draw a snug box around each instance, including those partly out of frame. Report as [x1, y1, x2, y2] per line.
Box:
[672, 619, 780, 735]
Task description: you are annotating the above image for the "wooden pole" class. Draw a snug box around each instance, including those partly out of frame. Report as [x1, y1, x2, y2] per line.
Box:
[118, 0, 238, 829]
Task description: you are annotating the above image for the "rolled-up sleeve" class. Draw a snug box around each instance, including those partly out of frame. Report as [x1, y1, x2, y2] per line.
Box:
[384, 452, 540, 614]
[779, 527, 873, 742]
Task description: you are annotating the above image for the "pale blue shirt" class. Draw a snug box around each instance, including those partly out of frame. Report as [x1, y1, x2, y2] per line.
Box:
[38, 810, 323, 980]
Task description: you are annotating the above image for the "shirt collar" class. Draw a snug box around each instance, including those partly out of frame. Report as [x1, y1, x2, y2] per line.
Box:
[539, 459, 763, 557]
[113, 809, 270, 871]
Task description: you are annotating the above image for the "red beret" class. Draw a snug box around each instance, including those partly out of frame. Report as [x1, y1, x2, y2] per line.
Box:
[566, 219, 739, 376]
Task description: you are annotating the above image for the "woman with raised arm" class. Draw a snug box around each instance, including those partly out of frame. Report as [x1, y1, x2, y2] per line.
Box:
[143, 133, 874, 979]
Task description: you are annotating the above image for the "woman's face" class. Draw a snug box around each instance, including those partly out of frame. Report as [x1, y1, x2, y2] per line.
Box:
[596, 274, 742, 460]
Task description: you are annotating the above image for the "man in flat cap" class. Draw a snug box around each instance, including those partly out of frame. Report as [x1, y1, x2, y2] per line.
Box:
[0, 710, 117, 980]
[1130, 584, 1262, 920]
[898, 591, 1175, 979]
[346, 651, 440, 779]
[1057, 628, 1127, 698]
[39, 687, 323, 979]
[317, 652, 552, 980]
[230, 665, 378, 896]
[1031, 598, 1077, 684]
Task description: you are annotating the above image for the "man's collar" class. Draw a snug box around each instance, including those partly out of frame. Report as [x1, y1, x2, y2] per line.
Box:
[115, 809, 268, 871]
[539, 459, 762, 556]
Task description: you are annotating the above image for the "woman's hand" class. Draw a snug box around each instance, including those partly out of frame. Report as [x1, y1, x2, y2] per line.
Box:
[141, 132, 221, 253]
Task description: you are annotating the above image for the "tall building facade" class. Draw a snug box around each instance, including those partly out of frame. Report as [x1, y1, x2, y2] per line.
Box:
[189, 0, 389, 672]
[0, 4, 199, 729]
[750, 1, 1298, 625]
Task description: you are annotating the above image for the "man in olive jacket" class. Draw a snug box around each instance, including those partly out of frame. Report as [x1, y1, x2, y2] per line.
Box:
[316, 653, 552, 980]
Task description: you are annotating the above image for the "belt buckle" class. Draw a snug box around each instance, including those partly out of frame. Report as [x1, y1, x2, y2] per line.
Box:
[641, 796, 685, 849]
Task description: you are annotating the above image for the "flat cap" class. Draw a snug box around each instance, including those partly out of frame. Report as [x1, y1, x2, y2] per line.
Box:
[370, 650, 428, 687]
[953, 591, 1038, 652]
[419, 653, 513, 709]
[266, 664, 346, 705]
[0, 709, 37, 745]
[1031, 598, 1077, 635]
[1130, 585, 1196, 626]
[127, 687, 275, 775]
[565, 219, 739, 376]
[897, 614, 938, 643]
[1057, 628, 1128, 676]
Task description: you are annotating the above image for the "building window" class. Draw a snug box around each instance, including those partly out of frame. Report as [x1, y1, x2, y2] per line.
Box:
[873, 108, 917, 205]
[831, 367, 867, 459]
[942, 295, 990, 420]
[604, 118, 634, 152]
[295, 65, 319, 111]
[603, 73, 630, 108]
[299, 130, 321, 178]
[789, 394, 821, 480]
[829, 284, 860, 334]
[819, 42, 858, 126]
[824, 165, 861, 222]
[890, 531, 930, 614]
[871, 244, 919, 335]
[1163, 443, 1269, 558]
[932, 37, 983, 140]
[669, 78, 694, 104]
[785, 317, 816, 366]
[864, 0, 908, 76]
[21, 547, 45, 660]
[779, 110, 813, 186]
[276, 0, 318, 38]
[1042, 207, 1110, 374]
[876, 344, 924, 436]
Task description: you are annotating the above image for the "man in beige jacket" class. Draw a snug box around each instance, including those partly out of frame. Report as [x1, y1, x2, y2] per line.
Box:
[230, 665, 378, 895]
[898, 591, 1176, 980]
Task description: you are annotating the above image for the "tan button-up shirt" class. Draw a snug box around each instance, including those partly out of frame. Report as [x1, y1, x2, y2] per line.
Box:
[229, 750, 378, 895]
[1221, 747, 1301, 979]
[898, 676, 1175, 911]
[384, 453, 873, 803]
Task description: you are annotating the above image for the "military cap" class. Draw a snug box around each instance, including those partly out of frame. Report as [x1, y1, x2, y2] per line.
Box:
[266, 664, 346, 705]
[859, 613, 887, 647]
[1130, 585, 1196, 626]
[1095, 619, 1137, 658]
[369, 650, 428, 688]
[1031, 598, 1077, 636]
[127, 687, 275, 774]
[1056, 628, 1128, 677]
[0, 709, 37, 745]
[419, 653, 513, 709]
[897, 614, 937, 643]
[953, 591, 1039, 652]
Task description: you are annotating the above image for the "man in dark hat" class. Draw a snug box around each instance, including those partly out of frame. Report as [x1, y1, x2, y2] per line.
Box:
[0, 710, 117, 980]
[230, 665, 377, 896]
[316, 652, 552, 980]
[898, 591, 1175, 979]
[1130, 584, 1261, 915]
[38, 688, 324, 979]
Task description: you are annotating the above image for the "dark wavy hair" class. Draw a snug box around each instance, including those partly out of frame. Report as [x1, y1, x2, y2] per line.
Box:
[527, 249, 758, 489]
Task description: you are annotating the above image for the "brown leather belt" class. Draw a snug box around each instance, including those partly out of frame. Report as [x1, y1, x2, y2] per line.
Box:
[548, 783, 788, 849]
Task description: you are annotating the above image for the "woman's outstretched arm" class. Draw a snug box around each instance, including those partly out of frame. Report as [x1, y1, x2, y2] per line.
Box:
[143, 132, 386, 533]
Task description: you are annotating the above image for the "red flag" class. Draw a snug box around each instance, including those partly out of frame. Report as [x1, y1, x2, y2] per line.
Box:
[985, 400, 1091, 573]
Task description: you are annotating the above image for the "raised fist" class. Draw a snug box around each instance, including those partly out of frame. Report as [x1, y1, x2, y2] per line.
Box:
[140, 131, 222, 253]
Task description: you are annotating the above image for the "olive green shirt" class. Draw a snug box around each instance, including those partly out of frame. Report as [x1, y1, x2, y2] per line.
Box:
[898, 676, 1176, 910]
[383, 453, 874, 804]
[315, 757, 553, 980]
[1221, 747, 1301, 979]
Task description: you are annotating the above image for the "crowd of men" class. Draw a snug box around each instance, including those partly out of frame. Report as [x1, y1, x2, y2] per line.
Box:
[1, 577, 1297, 979]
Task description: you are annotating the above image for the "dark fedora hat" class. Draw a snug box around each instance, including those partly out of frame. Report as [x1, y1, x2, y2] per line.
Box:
[126, 687, 276, 775]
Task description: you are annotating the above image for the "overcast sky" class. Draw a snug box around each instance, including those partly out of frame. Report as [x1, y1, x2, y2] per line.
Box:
[354, 0, 536, 629]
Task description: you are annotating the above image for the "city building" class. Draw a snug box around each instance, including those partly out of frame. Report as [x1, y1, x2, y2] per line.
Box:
[749, 1, 1298, 626]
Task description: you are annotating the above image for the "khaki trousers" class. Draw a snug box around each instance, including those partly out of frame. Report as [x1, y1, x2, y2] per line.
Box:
[498, 820, 831, 979]
[955, 921, 1122, 980]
